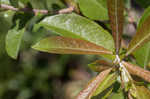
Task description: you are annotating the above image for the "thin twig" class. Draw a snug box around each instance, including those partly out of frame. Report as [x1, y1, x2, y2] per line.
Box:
[0, 4, 74, 15]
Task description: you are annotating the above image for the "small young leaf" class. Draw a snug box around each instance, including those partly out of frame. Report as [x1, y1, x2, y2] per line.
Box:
[133, 42, 150, 68]
[32, 36, 113, 55]
[92, 72, 117, 96]
[107, 0, 124, 54]
[5, 26, 25, 59]
[39, 13, 114, 51]
[77, 0, 108, 20]
[126, 16, 150, 56]
[88, 60, 113, 72]
[76, 68, 112, 99]
[122, 61, 150, 83]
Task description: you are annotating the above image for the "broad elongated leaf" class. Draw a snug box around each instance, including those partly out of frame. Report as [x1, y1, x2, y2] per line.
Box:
[5, 26, 25, 59]
[126, 16, 150, 56]
[107, 0, 124, 54]
[39, 13, 114, 51]
[77, 0, 108, 20]
[76, 68, 112, 99]
[32, 36, 112, 55]
[133, 6, 150, 68]
[133, 42, 150, 68]
[122, 61, 150, 83]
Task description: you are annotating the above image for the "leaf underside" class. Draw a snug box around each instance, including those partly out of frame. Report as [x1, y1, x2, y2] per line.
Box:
[32, 36, 112, 55]
[122, 61, 150, 83]
[76, 68, 112, 99]
[107, 0, 124, 54]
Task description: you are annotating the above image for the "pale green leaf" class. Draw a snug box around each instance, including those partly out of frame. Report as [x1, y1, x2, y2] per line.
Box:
[5, 27, 25, 59]
[133, 42, 150, 68]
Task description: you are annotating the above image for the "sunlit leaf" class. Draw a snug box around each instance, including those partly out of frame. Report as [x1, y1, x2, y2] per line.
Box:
[39, 13, 114, 51]
[107, 0, 124, 54]
[76, 68, 112, 99]
[126, 16, 150, 56]
[122, 61, 150, 83]
[77, 0, 108, 20]
[32, 36, 113, 55]
[5, 26, 25, 59]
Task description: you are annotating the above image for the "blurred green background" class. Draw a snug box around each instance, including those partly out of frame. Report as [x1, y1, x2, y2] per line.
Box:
[0, 0, 150, 99]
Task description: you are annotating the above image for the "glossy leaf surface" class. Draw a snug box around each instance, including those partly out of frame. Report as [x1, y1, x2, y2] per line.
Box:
[107, 0, 124, 54]
[39, 13, 114, 51]
[77, 0, 108, 20]
[5, 26, 25, 59]
[76, 68, 112, 99]
[126, 16, 150, 56]
[32, 36, 112, 55]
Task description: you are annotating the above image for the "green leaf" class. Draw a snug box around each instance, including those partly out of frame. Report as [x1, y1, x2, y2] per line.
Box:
[111, 91, 124, 99]
[88, 60, 112, 72]
[39, 13, 114, 51]
[76, 68, 112, 99]
[5, 26, 25, 59]
[126, 16, 150, 56]
[133, 6, 150, 68]
[133, 42, 150, 68]
[130, 86, 150, 99]
[136, 86, 150, 99]
[138, 6, 150, 29]
[92, 72, 117, 96]
[32, 36, 112, 55]
[77, 0, 108, 20]
[107, 0, 124, 54]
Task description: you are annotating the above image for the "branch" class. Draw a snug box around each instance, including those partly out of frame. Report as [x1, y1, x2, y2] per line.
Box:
[0, 4, 74, 15]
